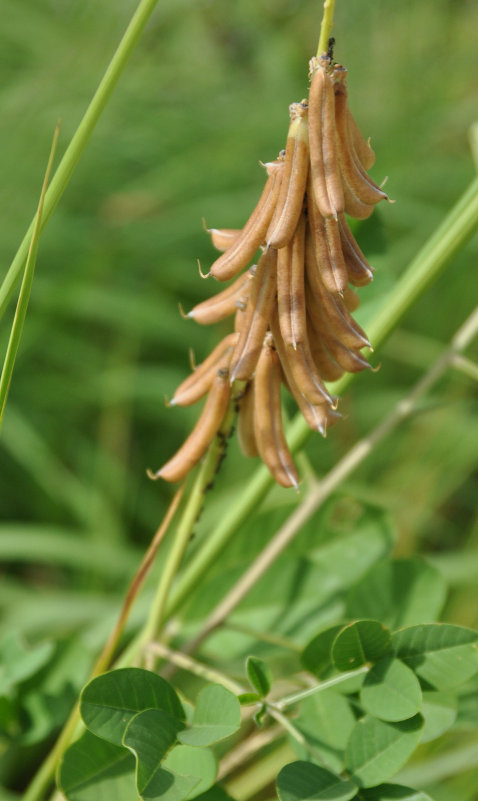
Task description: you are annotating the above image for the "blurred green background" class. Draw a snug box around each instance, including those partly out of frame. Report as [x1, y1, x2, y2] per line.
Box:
[0, 0, 477, 794]
[1, 0, 478, 618]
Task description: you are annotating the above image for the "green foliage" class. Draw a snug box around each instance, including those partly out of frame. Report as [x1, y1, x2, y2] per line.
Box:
[58, 731, 136, 801]
[277, 761, 357, 801]
[360, 658, 422, 722]
[60, 670, 239, 801]
[332, 621, 392, 671]
[246, 656, 272, 698]
[80, 668, 185, 746]
[293, 689, 356, 773]
[356, 786, 434, 800]
[345, 715, 424, 787]
[346, 559, 447, 629]
[0, 634, 53, 695]
[391, 625, 478, 691]
[177, 685, 241, 747]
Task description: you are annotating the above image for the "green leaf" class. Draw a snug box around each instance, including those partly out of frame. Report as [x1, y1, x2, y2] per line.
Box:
[392, 624, 478, 690]
[238, 692, 261, 706]
[294, 689, 356, 773]
[346, 558, 447, 630]
[332, 621, 392, 672]
[0, 633, 54, 695]
[80, 668, 184, 745]
[420, 691, 456, 743]
[301, 625, 345, 678]
[163, 746, 217, 799]
[360, 658, 422, 722]
[178, 685, 241, 746]
[356, 785, 433, 800]
[123, 708, 184, 792]
[276, 761, 357, 801]
[246, 656, 273, 697]
[345, 715, 424, 788]
[58, 730, 136, 801]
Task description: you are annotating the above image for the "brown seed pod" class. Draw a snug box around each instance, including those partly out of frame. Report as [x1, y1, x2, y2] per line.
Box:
[307, 318, 345, 382]
[272, 316, 339, 434]
[207, 227, 242, 252]
[305, 232, 371, 350]
[333, 68, 389, 209]
[277, 212, 307, 348]
[230, 248, 278, 382]
[346, 107, 375, 170]
[253, 339, 299, 488]
[307, 179, 348, 295]
[308, 56, 344, 220]
[171, 333, 238, 406]
[342, 285, 361, 312]
[209, 159, 283, 282]
[270, 307, 334, 406]
[267, 102, 309, 249]
[322, 332, 371, 373]
[337, 212, 374, 287]
[237, 380, 259, 457]
[154, 370, 231, 482]
[188, 269, 252, 325]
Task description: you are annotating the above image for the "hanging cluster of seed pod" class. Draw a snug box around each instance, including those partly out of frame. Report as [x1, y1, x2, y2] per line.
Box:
[152, 54, 391, 489]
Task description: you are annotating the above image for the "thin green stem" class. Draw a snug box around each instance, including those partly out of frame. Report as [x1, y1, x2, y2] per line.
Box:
[22, 702, 80, 801]
[275, 666, 369, 710]
[146, 642, 245, 695]
[317, 0, 337, 57]
[164, 175, 478, 622]
[0, 0, 161, 321]
[121, 391, 240, 664]
[0, 124, 59, 430]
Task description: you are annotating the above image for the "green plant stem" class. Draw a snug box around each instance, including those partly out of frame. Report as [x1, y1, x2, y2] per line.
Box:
[163, 174, 478, 623]
[0, 0, 161, 321]
[0, 124, 59, 430]
[22, 702, 80, 801]
[317, 0, 337, 57]
[275, 666, 369, 710]
[146, 641, 245, 695]
[120, 391, 240, 665]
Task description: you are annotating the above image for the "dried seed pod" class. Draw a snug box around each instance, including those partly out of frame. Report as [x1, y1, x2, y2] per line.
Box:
[273, 316, 339, 434]
[230, 248, 278, 382]
[267, 102, 309, 249]
[305, 232, 371, 350]
[171, 333, 238, 406]
[333, 67, 389, 209]
[307, 318, 345, 382]
[207, 227, 242, 252]
[307, 180, 348, 295]
[308, 56, 344, 220]
[277, 212, 307, 348]
[346, 108, 375, 170]
[253, 339, 299, 488]
[338, 212, 374, 286]
[343, 285, 361, 312]
[237, 380, 259, 457]
[209, 158, 283, 281]
[270, 307, 333, 406]
[322, 332, 371, 373]
[188, 269, 252, 325]
[154, 370, 231, 482]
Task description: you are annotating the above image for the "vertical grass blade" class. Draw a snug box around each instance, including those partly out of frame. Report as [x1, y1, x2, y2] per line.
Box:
[0, 123, 60, 431]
